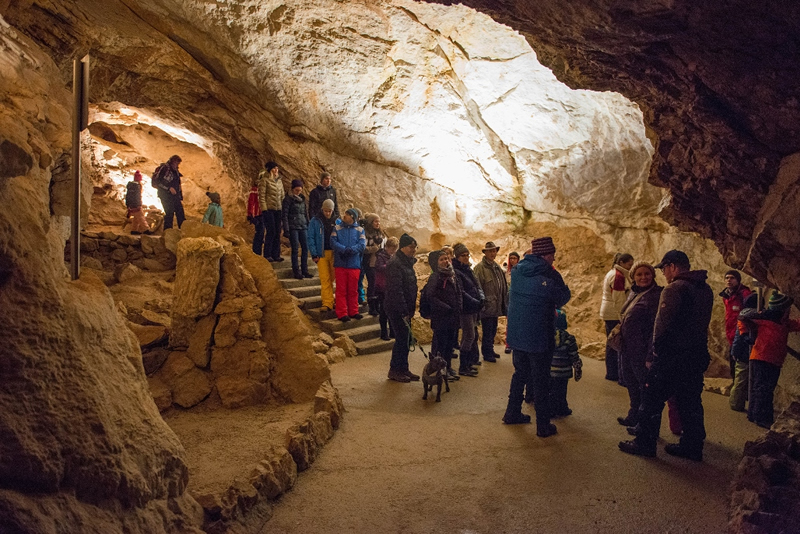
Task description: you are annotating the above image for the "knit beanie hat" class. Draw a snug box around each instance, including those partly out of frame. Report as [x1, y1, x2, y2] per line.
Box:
[345, 208, 359, 221]
[322, 199, 335, 211]
[265, 161, 278, 171]
[768, 291, 793, 311]
[133, 170, 142, 182]
[364, 213, 379, 229]
[530, 237, 556, 256]
[453, 243, 469, 258]
[399, 233, 416, 249]
[629, 261, 656, 282]
[508, 251, 520, 260]
[205, 191, 221, 204]
[725, 269, 742, 283]
[290, 179, 303, 189]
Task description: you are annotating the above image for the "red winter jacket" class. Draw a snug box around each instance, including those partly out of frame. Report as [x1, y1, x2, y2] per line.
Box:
[247, 186, 260, 219]
[748, 315, 800, 367]
[720, 285, 751, 345]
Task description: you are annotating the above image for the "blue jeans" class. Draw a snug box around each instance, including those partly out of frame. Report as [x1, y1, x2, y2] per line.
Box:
[289, 228, 308, 275]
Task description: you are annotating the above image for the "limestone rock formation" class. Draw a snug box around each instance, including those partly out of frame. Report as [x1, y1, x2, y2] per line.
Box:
[0, 22, 203, 532]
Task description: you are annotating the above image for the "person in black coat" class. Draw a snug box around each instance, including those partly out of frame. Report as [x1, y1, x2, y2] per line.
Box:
[308, 172, 339, 220]
[384, 233, 419, 383]
[421, 249, 463, 381]
[452, 243, 484, 377]
[282, 179, 311, 279]
[616, 262, 663, 427]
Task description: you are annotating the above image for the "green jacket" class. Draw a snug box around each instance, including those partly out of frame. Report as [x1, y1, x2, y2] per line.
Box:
[473, 258, 508, 318]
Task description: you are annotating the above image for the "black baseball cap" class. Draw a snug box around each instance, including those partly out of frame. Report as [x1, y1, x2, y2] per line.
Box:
[654, 250, 690, 269]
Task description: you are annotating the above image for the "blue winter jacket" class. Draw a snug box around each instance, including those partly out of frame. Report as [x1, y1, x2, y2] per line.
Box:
[329, 221, 366, 269]
[506, 254, 571, 353]
[308, 215, 340, 258]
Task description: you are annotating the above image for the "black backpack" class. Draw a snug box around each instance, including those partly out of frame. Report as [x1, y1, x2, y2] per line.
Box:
[125, 181, 142, 209]
[151, 163, 167, 189]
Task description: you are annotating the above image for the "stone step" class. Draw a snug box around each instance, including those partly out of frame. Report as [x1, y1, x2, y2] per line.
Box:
[320, 314, 379, 333]
[273, 262, 318, 279]
[280, 277, 321, 289]
[334, 323, 383, 343]
[355, 337, 395, 355]
[287, 285, 321, 299]
[306, 304, 367, 322]
[298, 295, 322, 309]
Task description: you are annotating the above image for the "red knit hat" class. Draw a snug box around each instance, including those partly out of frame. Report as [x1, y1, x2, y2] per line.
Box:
[133, 170, 142, 182]
[530, 237, 556, 256]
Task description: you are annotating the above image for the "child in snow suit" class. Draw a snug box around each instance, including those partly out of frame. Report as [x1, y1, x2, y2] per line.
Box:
[548, 308, 582, 417]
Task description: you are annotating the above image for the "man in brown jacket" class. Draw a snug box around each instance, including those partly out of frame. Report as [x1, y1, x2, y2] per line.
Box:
[257, 161, 285, 262]
[619, 250, 714, 461]
[473, 241, 508, 362]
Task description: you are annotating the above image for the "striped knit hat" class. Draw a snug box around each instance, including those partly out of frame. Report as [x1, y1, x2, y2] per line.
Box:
[768, 291, 793, 311]
[530, 237, 556, 256]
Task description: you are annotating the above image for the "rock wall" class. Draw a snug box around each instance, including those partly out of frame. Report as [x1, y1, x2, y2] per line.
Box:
[0, 21, 203, 532]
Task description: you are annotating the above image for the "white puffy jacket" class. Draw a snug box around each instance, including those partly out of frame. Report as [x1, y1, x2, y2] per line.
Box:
[599, 266, 631, 321]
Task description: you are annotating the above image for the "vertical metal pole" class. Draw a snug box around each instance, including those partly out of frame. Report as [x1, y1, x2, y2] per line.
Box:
[70, 55, 89, 281]
[70, 59, 82, 280]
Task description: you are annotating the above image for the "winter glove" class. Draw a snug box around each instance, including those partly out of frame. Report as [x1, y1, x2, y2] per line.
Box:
[247, 215, 255, 225]
[374, 235, 383, 245]
[573, 360, 583, 382]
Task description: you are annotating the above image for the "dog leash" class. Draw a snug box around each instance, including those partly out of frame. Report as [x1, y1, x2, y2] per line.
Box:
[403, 317, 430, 360]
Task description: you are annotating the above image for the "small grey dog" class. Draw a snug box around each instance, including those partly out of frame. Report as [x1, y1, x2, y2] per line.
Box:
[422, 354, 450, 402]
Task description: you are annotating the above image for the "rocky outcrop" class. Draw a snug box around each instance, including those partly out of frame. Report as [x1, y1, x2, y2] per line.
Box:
[730, 402, 800, 533]
[0, 22, 204, 532]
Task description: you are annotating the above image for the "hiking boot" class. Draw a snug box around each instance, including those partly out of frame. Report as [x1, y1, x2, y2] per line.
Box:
[618, 439, 656, 458]
[405, 370, 420, 381]
[293, 270, 303, 280]
[473, 360, 482, 366]
[552, 408, 572, 418]
[502, 413, 531, 425]
[320, 306, 332, 312]
[302, 272, 313, 278]
[664, 443, 703, 461]
[536, 423, 558, 437]
[273, 257, 285, 262]
[483, 354, 497, 363]
[504, 347, 512, 354]
[380, 334, 391, 341]
[387, 370, 411, 383]
[350, 314, 364, 320]
[338, 316, 350, 323]
[617, 416, 637, 427]
[459, 368, 478, 377]
[446, 368, 460, 381]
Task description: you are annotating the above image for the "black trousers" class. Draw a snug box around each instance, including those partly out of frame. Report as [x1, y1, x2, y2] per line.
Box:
[620, 352, 648, 423]
[507, 350, 552, 424]
[263, 210, 282, 261]
[387, 314, 410, 373]
[749, 360, 781, 427]
[432, 326, 457, 368]
[480, 316, 499, 359]
[549, 377, 570, 415]
[253, 215, 266, 256]
[636, 364, 706, 451]
[158, 190, 185, 230]
[604, 320, 621, 380]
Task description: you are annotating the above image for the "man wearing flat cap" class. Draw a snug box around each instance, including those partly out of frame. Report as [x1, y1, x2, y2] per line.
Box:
[473, 241, 508, 363]
[619, 249, 713, 461]
[504, 237, 570, 437]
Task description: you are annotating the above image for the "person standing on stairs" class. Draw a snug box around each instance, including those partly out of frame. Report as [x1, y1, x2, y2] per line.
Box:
[308, 171, 339, 222]
[384, 233, 420, 383]
[258, 161, 285, 263]
[308, 199, 339, 312]
[330, 208, 366, 322]
[362, 213, 386, 316]
[282, 179, 311, 280]
[374, 237, 398, 340]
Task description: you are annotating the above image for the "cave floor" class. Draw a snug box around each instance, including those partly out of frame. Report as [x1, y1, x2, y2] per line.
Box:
[265, 347, 764, 534]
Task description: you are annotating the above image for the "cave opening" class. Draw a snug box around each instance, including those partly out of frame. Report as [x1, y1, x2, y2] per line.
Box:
[3, 0, 799, 532]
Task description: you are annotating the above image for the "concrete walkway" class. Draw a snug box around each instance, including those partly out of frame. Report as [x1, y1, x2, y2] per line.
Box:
[265, 348, 764, 533]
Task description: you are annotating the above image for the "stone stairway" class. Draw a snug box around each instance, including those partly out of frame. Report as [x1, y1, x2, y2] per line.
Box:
[273, 257, 395, 355]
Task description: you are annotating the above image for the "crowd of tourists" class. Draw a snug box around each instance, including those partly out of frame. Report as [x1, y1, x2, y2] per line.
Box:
[126, 157, 798, 461]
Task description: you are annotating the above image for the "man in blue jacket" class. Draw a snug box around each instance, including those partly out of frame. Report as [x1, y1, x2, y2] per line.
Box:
[504, 237, 571, 437]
